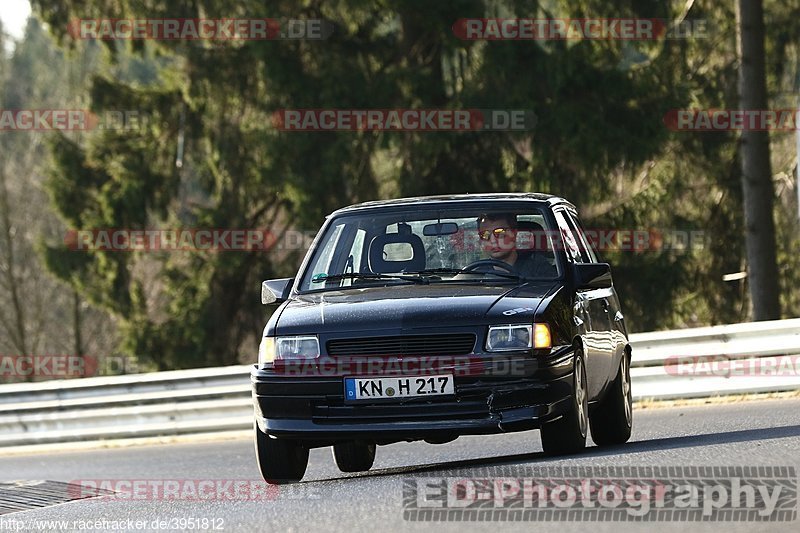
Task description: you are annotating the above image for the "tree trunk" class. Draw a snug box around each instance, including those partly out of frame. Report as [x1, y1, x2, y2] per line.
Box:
[0, 161, 28, 356]
[736, 0, 781, 320]
[73, 289, 86, 375]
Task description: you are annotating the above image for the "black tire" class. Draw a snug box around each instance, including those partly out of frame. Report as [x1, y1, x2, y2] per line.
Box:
[540, 352, 588, 455]
[332, 441, 376, 473]
[590, 350, 633, 446]
[254, 422, 309, 484]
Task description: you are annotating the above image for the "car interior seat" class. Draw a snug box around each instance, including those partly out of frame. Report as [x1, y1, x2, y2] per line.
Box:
[368, 223, 425, 273]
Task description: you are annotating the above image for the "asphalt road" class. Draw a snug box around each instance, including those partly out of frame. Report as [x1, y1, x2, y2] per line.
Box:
[1, 398, 799, 532]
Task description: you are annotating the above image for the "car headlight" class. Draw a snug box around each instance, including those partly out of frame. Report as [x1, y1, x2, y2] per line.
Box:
[258, 337, 276, 367]
[532, 323, 552, 349]
[258, 335, 320, 367]
[486, 323, 551, 352]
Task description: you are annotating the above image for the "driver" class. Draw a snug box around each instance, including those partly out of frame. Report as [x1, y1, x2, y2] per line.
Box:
[477, 213, 555, 278]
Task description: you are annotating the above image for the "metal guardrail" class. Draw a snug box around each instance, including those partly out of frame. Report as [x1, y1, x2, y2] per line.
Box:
[0, 366, 252, 447]
[630, 318, 800, 400]
[0, 319, 798, 447]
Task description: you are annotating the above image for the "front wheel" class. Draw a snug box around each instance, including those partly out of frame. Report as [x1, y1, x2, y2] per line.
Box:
[254, 422, 309, 484]
[589, 351, 633, 446]
[332, 441, 376, 472]
[540, 352, 588, 455]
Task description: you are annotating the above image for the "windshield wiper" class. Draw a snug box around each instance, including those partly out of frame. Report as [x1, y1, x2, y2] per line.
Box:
[473, 270, 524, 280]
[403, 268, 464, 276]
[311, 272, 428, 284]
[404, 268, 524, 281]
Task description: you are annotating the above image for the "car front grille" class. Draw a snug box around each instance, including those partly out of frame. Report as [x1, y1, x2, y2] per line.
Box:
[326, 333, 476, 357]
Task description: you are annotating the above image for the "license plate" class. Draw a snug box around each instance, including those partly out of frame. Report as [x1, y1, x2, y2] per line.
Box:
[344, 374, 454, 401]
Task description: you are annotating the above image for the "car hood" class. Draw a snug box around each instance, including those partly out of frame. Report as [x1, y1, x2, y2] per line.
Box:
[275, 281, 560, 335]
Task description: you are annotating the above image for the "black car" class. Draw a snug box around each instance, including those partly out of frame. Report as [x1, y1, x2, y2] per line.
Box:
[252, 193, 632, 483]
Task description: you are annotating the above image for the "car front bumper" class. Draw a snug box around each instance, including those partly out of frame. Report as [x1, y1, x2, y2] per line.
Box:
[251, 348, 575, 446]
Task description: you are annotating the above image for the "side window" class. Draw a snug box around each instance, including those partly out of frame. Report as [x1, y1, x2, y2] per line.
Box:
[311, 223, 344, 277]
[350, 229, 366, 269]
[340, 228, 366, 287]
[564, 212, 595, 263]
[569, 214, 599, 263]
[553, 211, 584, 263]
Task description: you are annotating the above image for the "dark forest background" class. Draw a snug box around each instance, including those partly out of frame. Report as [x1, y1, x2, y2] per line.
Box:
[1, 0, 798, 377]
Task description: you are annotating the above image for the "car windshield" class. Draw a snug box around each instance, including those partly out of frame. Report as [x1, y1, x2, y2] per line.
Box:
[297, 205, 561, 292]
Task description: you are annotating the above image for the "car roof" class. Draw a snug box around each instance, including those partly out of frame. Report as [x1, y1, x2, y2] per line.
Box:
[328, 193, 576, 217]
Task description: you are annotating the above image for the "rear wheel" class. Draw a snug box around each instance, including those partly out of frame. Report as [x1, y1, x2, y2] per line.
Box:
[589, 351, 633, 446]
[332, 441, 376, 472]
[254, 422, 309, 484]
[540, 352, 588, 455]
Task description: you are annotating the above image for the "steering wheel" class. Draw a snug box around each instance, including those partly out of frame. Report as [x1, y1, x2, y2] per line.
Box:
[463, 258, 516, 274]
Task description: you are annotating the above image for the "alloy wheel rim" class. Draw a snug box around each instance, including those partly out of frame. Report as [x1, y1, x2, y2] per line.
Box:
[622, 355, 632, 425]
[575, 358, 587, 436]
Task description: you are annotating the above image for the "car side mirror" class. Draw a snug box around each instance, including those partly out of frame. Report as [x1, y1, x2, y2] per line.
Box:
[574, 263, 612, 290]
[261, 278, 294, 304]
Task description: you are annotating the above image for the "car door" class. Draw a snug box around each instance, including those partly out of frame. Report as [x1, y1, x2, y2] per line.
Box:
[564, 210, 619, 389]
[552, 209, 608, 399]
[570, 213, 629, 376]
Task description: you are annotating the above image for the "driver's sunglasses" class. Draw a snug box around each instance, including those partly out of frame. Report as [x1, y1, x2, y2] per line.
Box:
[478, 227, 511, 241]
